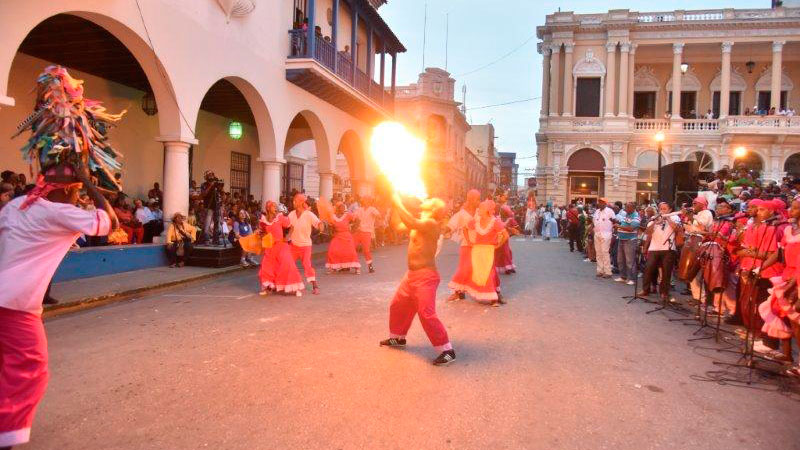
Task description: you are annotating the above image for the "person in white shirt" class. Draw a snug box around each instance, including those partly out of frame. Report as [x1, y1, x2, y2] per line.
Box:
[683, 196, 714, 300]
[0, 163, 117, 448]
[288, 193, 323, 294]
[133, 198, 163, 243]
[638, 202, 682, 301]
[354, 196, 382, 273]
[592, 198, 617, 277]
[445, 189, 481, 301]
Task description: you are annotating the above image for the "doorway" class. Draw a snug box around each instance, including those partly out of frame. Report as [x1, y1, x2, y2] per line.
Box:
[633, 92, 656, 118]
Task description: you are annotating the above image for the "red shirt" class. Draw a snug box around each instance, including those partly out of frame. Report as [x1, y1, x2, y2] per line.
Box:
[740, 222, 783, 278]
[566, 208, 579, 225]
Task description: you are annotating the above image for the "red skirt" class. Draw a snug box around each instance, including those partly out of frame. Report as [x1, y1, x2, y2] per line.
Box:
[259, 242, 305, 293]
[326, 231, 361, 269]
[494, 241, 515, 271]
[448, 245, 498, 301]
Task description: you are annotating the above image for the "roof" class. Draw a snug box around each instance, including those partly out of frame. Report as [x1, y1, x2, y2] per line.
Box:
[352, 0, 406, 53]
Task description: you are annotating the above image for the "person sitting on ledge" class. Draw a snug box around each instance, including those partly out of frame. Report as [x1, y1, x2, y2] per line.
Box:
[165, 212, 196, 268]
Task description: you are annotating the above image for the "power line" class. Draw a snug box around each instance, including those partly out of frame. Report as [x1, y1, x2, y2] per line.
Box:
[465, 96, 540, 111]
[455, 33, 537, 77]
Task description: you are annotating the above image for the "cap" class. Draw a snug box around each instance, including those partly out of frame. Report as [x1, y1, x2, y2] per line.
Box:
[692, 196, 708, 207]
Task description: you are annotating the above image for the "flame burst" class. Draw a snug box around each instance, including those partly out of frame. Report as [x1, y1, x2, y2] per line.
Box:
[370, 121, 428, 199]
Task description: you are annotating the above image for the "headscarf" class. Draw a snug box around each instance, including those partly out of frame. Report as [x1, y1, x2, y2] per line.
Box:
[20, 168, 82, 210]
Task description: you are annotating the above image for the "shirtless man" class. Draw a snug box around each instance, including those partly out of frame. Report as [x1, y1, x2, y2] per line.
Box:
[380, 192, 455, 366]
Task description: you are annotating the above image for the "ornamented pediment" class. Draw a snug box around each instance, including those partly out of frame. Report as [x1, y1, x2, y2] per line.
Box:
[633, 66, 660, 92]
[573, 49, 606, 77]
[710, 67, 747, 92]
[666, 67, 702, 92]
[755, 67, 794, 91]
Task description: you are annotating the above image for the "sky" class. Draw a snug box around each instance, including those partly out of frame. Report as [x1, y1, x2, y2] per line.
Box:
[380, 0, 767, 184]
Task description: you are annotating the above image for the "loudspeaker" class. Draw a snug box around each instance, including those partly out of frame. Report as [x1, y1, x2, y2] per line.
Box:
[658, 161, 698, 206]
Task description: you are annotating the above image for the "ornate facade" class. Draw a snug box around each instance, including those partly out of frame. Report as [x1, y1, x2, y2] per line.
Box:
[535, 6, 800, 205]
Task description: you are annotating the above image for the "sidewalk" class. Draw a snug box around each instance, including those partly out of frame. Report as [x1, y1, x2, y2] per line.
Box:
[46, 242, 332, 317]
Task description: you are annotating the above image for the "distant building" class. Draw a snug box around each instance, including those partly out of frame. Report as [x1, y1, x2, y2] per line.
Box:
[465, 147, 488, 193]
[498, 152, 519, 196]
[465, 124, 499, 195]
[394, 68, 471, 200]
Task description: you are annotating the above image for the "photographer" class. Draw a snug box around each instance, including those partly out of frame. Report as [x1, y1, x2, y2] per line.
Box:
[200, 170, 224, 245]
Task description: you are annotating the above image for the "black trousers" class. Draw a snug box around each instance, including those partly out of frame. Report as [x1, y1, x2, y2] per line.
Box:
[642, 250, 676, 295]
[143, 220, 164, 243]
[568, 223, 580, 252]
[166, 240, 193, 265]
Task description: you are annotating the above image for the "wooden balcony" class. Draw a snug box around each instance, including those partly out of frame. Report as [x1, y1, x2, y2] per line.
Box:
[286, 29, 394, 123]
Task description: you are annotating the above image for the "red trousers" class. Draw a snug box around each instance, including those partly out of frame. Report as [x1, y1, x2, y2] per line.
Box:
[290, 244, 316, 282]
[0, 307, 49, 447]
[121, 224, 144, 244]
[389, 268, 450, 348]
[354, 231, 373, 264]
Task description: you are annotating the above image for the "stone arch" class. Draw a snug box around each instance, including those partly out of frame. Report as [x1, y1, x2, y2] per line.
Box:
[732, 149, 766, 173]
[636, 150, 659, 169]
[566, 147, 606, 171]
[284, 109, 332, 174]
[685, 149, 716, 173]
[666, 69, 702, 92]
[2, 11, 184, 138]
[756, 68, 794, 92]
[565, 145, 609, 168]
[572, 49, 606, 77]
[710, 68, 747, 92]
[784, 152, 800, 177]
[634, 66, 660, 92]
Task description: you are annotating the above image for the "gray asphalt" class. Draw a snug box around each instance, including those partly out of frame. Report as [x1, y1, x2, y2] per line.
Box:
[33, 239, 800, 449]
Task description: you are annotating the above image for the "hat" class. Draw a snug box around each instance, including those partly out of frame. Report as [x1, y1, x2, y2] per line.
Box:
[692, 196, 708, 207]
[598, 197, 608, 203]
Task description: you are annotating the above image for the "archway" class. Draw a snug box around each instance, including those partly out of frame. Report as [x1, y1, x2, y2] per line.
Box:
[1, 13, 182, 200]
[784, 153, 800, 178]
[283, 110, 331, 202]
[636, 151, 658, 204]
[567, 148, 605, 206]
[194, 78, 274, 217]
[686, 151, 714, 180]
[734, 151, 764, 177]
[336, 130, 366, 198]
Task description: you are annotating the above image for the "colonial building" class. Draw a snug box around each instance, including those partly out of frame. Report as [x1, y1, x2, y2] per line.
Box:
[0, 0, 404, 225]
[464, 147, 488, 193]
[498, 152, 519, 196]
[465, 123, 499, 194]
[394, 68, 472, 200]
[535, 6, 800, 205]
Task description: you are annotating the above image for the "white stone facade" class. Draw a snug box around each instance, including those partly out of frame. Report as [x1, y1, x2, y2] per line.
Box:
[536, 6, 800, 205]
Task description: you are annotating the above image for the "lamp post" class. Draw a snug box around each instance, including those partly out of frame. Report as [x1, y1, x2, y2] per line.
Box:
[655, 131, 665, 200]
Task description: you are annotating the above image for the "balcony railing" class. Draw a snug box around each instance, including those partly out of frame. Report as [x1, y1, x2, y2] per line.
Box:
[288, 29, 392, 110]
[633, 119, 670, 131]
[722, 116, 800, 131]
[682, 119, 719, 132]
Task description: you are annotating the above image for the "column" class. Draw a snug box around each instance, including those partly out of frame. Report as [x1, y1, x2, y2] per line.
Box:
[627, 44, 636, 117]
[380, 43, 386, 103]
[671, 43, 684, 118]
[366, 27, 373, 94]
[306, 0, 316, 58]
[548, 44, 560, 116]
[618, 43, 630, 117]
[604, 42, 617, 117]
[350, 8, 358, 81]
[332, 0, 339, 71]
[540, 46, 551, 116]
[562, 43, 574, 116]
[391, 52, 397, 96]
[160, 140, 191, 226]
[260, 160, 283, 205]
[720, 42, 733, 119]
[771, 41, 785, 110]
[319, 171, 334, 201]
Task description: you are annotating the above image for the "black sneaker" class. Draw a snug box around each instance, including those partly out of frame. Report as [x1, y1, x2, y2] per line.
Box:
[433, 350, 456, 366]
[380, 338, 406, 348]
[368, 264, 375, 273]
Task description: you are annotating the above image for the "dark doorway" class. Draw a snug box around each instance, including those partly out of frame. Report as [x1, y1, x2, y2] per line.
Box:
[758, 91, 788, 112]
[575, 78, 601, 117]
[712, 91, 741, 117]
[668, 91, 697, 118]
[633, 92, 656, 118]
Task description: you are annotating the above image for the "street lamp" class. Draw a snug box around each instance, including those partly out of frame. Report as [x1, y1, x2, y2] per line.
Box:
[734, 146, 747, 159]
[655, 131, 666, 200]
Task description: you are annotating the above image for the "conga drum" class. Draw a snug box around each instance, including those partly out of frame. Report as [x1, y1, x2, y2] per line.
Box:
[702, 242, 727, 293]
[677, 234, 702, 281]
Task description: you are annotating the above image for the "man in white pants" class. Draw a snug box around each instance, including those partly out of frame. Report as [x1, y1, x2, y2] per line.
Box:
[593, 198, 616, 278]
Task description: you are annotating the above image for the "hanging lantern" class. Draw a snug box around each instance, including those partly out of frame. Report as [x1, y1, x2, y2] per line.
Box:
[680, 63, 689, 74]
[141, 91, 158, 116]
[228, 121, 243, 140]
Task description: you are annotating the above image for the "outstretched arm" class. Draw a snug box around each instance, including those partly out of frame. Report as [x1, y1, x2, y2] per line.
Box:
[391, 192, 424, 230]
[76, 168, 119, 230]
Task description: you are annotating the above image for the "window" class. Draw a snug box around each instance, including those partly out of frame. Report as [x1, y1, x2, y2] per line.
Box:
[668, 92, 697, 118]
[293, 0, 308, 29]
[636, 151, 659, 204]
[230, 152, 251, 199]
[283, 162, 304, 196]
[633, 92, 656, 118]
[575, 78, 601, 117]
[712, 91, 741, 117]
[757, 91, 788, 112]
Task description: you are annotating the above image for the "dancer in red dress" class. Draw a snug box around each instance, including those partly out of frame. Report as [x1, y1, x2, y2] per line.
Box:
[259, 201, 305, 296]
[354, 197, 381, 273]
[446, 189, 481, 301]
[463, 200, 509, 307]
[380, 193, 455, 365]
[323, 202, 361, 274]
[495, 205, 520, 275]
[287, 194, 323, 294]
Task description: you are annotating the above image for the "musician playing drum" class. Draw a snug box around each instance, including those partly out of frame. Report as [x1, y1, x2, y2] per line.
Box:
[682, 196, 714, 302]
[700, 198, 740, 315]
[736, 199, 783, 355]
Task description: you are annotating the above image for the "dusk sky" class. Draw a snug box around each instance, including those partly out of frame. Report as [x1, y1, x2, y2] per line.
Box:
[381, 0, 766, 183]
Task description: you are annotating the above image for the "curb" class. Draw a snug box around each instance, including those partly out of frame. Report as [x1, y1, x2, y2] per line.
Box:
[42, 245, 348, 319]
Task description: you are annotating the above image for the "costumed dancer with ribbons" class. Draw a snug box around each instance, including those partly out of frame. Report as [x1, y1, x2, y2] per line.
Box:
[258, 201, 304, 296]
[445, 189, 481, 301]
[319, 199, 362, 274]
[0, 66, 123, 448]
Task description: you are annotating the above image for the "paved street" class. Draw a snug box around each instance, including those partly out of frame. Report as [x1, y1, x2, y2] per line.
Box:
[35, 239, 800, 449]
